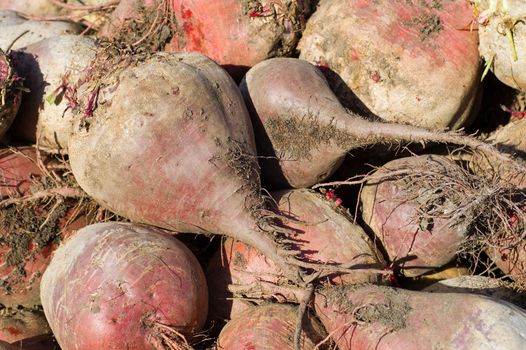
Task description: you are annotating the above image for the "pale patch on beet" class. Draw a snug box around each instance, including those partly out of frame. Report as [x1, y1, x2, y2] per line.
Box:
[0, 10, 80, 52]
[8, 35, 97, 149]
[299, 0, 481, 129]
[477, 0, 526, 91]
[0, 0, 62, 16]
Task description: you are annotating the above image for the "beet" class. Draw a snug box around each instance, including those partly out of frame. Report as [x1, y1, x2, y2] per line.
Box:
[8, 35, 97, 149]
[298, 0, 481, 129]
[0, 10, 80, 51]
[240, 57, 523, 188]
[68, 51, 304, 280]
[315, 284, 526, 350]
[40, 222, 208, 350]
[360, 155, 469, 277]
[206, 189, 386, 326]
[100, 0, 311, 79]
[478, 0, 526, 92]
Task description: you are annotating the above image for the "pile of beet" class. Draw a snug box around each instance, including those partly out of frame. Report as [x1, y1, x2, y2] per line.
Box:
[0, 0, 526, 349]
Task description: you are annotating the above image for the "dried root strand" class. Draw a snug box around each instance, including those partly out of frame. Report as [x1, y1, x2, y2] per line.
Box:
[152, 321, 194, 350]
[350, 155, 526, 283]
[294, 284, 315, 350]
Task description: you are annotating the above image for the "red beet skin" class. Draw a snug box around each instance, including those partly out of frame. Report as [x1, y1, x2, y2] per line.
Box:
[206, 189, 386, 325]
[40, 222, 208, 350]
[101, 0, 309, 79]
[299, 0, 481, 129]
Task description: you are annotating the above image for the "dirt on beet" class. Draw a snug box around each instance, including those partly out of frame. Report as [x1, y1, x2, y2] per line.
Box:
[0, 173, 82, 280]
[111, 1, 176, 52]
[265, 116, 364, 161]
[324, 285, 411, 331]
[403, 14, 443, 41]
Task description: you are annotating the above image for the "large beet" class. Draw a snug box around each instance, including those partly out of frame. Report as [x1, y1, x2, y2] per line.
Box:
[360, 155, 470, 277]
[478, 0, 526, 91]
[315, 284, 526, 350]
[68, 51, 303, 279]
[40, 222, 208, 350]
[100, 0, 311, 79]
[298, 0, 481, 129]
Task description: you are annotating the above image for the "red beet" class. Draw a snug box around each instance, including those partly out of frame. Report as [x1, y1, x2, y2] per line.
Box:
[40, 222, 208, 350]
[360, 155, 469, 277]
[206, 189, 386, 325]
[315, 284, 526, 350]
[240, 57, 520, 188]
[100, 0, 311, 79]
[299, 0, 480, 129]
[68, 52, 304, 280]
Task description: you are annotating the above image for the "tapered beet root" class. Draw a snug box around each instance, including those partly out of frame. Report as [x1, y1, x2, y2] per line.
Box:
[360, 155, 469, 277]
[217, 303, 326, 350]
[240, 57, 522, 188]
[40, 222, 208, 350]
[206, 189, 385, 325]
[298, 0, 480, 129]
[315, 284, 526, 350]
